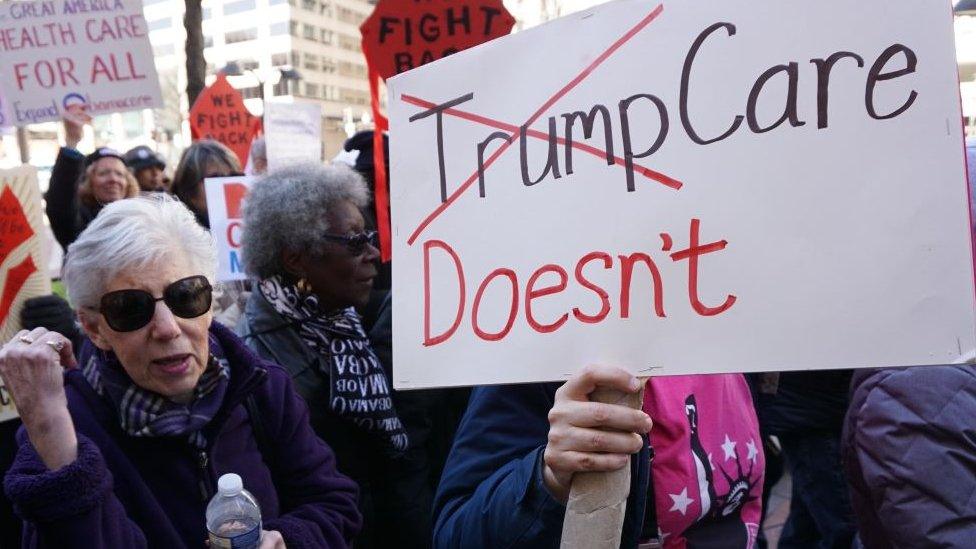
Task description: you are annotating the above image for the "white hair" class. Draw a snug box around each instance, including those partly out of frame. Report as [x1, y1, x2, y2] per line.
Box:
[63, 195, 217, 309]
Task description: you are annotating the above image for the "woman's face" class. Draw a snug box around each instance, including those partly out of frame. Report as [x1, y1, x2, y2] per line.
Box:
[90, 157, 128, 204]
[188, 160, 236, 218]
[80, 255, 213, 403]
[301, 200, 379, 311]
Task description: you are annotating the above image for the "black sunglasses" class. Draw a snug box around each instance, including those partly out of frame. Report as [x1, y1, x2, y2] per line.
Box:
[98, 275, 213, 332]
[323, 230, 379, 256]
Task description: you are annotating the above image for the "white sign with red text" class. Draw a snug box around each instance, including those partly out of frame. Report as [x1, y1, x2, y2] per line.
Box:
[388, 0, 976, 389]
[205, 176, 256, 282]
[0, 0, 162, 125]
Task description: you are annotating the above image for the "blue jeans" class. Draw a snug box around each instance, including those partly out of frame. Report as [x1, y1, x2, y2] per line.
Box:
[778, 433, 856, 549]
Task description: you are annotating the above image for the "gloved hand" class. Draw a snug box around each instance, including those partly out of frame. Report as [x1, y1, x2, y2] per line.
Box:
[21, 295, 79, 341]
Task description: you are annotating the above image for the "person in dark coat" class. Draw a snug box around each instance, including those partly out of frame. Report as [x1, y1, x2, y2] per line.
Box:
[46, 111, 140, 252]
[761, 371, 857, 549]
[1, 196, 361, 548]
[842, 361, 976, 548]
[236, 163, 432, 548]
[434, 366, 765, 548]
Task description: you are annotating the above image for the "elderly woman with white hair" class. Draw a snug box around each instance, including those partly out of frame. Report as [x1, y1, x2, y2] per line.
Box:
[237, 163, 435, 549]
[0, 196, 361, 548]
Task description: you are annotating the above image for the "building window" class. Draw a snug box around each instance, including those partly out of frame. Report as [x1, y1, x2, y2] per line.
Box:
[319, 29, 333, 44]
[270, 21, 288, 35]
[323, 85, 339, 101]
[202, 7, 212, 18]
[240, 86, 262, 99]
[319, 1, 333, 16]
[148, 17, 171, 31]
[304, 83, 320, 97]
[337, 6, 364, 24]
[338, 61, 366, 78]
[340, 87, 369, 105]
[273, 79, 292, 96]
[225, 28, 258, 44]
[289, 21, 298, 36]
[302, 23, 315, 40]
[204, 34, 214, 48]
[290, 50, 301, 66]
[303, 52, 320, 70]
[338, 33, 359, 51]
[271, 52, 288, 66]
[224, 0, 255, 16]
[321, 57, 337, 74]
[301, 0, 315, 10]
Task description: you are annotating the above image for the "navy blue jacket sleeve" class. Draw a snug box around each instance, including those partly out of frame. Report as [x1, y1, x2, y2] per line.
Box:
[4, 433, 149, 548]
[432, 383, 566, 549]
[45, 147, 84, 252]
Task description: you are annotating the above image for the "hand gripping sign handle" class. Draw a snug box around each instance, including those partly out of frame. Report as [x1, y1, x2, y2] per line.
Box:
[559, 379, 647, 549]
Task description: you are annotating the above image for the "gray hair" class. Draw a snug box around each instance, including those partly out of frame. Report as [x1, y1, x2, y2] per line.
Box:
[63, 195, 218, 309]
[241, 162, 370, 279]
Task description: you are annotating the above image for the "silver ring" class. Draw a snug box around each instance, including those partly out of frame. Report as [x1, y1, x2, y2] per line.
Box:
[45, 340, 65, 353]
[18, 335, 34, 345]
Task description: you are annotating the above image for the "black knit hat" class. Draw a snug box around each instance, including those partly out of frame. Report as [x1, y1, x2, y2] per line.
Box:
[123, 145, 166, 171]
[84, 147, 125, 168]
[343, 130, 389, 176]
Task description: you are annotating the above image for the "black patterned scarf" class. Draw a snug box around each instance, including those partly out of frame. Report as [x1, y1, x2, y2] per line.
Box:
[259, 276, 408, 455]
[80, 335, 231, 450]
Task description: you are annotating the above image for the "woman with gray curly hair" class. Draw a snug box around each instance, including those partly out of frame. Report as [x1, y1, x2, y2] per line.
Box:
[238, 163, 431, 548]
[1, 196, 361, 548]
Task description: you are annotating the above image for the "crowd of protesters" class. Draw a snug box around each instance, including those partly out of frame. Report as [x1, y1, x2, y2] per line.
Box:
[0, 109, 972, 549]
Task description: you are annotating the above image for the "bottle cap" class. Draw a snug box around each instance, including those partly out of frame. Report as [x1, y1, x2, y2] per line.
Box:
[217, 473, 243, 496]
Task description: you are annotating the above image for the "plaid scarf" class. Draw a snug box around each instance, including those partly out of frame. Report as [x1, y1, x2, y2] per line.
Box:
[81, 335, 231, 450]
[259, 276, 408, 455]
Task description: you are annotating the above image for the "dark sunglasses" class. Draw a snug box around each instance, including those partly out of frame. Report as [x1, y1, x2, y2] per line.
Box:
[323, 230, 379, 256]
[97, 275, 213, 332]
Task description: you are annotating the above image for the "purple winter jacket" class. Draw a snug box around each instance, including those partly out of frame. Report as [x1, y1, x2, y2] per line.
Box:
[841, 365, 976, 548]
[3, 322, 362, 548]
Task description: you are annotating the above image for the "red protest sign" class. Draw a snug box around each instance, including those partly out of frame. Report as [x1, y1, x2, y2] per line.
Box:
[360, 0, 515, 79]
[189, 74, 261, 165]
[360, 0, 515, 262]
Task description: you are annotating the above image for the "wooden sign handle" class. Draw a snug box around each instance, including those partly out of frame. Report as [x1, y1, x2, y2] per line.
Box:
[559, 379, 647, 548]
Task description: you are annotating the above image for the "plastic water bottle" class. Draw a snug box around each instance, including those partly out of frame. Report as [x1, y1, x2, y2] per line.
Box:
[206, 473, 262, 549]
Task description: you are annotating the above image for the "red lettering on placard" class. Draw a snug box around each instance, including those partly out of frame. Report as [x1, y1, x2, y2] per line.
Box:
[472, 268, 518, 341]
[525, 264, 569, 333]
[418, 217, 734, 346]
[670, 218, 737, 316]
[223, 182, 249, 219]
[423, 240, 465, 346]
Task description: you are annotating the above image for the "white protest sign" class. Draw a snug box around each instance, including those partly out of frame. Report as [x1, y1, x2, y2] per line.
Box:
[0, 0, 162, 125]
[388, 0, 976, 389]
[0, 166, 52, 421]
[265, 100, 323, 172]
[205, 175, 257, 282]
[0, 87, 11, 129]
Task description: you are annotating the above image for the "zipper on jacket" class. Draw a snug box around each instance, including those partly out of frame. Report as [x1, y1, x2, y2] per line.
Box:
[197, 450, 213, 502]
